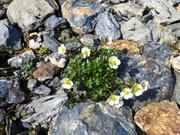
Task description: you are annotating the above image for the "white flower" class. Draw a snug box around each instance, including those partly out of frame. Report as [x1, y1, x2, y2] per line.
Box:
[141, 80, 149, 92]
[120, 88, 133, 100]
[108, 56, 121, 69]
[81, 47, 91, 58]
[61, 78, 73, 89]
[132, 84, 143, 96]
[58, 44, 66, 55]
[107, 95, 123, 108]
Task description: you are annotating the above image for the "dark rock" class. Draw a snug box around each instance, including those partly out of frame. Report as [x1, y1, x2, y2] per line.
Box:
[61, 0, 104, 34]
[44, 15, 66, 30]
[34, 85, 51, 96]
[95, 11, 121, 40]
[0, 19, 22, 51]
[50, 102, 138, 135]
[0, 78, 25, 107]
[21, 90, 67, 128]
[42, 35, 60, 52]
[0, 109, 5, 123]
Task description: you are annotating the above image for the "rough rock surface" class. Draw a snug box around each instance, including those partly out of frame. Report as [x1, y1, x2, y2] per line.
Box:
[61, 0, 104, 34]
[134, 100, 180, 135]
[121, 17, 151, 46]
[95, 11, 121, 40]
[50, 102, 138, 135]
[7, 0, 54, 31]
[21, 90, 67, 128]
[0, 19, 22, 51]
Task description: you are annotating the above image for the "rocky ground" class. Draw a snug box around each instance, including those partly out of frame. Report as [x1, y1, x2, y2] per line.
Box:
[0, 0, 180, 135]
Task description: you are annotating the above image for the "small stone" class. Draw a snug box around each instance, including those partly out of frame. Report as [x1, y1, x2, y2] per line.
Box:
[170, 56, 180, 73]
[101, 40, 139, 54]
[42, 35, 60, 52]
[134, 100, 180, 135]
[121, 17, 151, 46]
[64, 41, 81, 51]
[44, 15, 66, 30]
[95, 11, 121, 40]
[49, 77, 61, 89]
[49, 53, 67, 68]
[0, 19, 22, 51]
[110, 0, 127, 4]
[8, 50, 35, 68]
[34, 85, 51, 96]
[61, 0, 104, 34]
[27, 79, 37, 91]
[33, 63, 59, 82]
[80, 34, 100, 46]
[7, 0, 55, 31]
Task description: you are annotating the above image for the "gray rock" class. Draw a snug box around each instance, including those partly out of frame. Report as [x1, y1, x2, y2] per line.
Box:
[0, 78, 25, 106]
[95, 11, 121, 40]
[34, 85, 51, 96]
[140, 0, 180, 24]
[8, 50, 35, 68]
[171, 71, 180, 105]
[80, 34, 100, 46]
[50, 102, 138, 135]
[49, 77, 61, 89]
[7, 0, 54, 31]
[121, 17, 151, 46]
[42, 35, 60, 52]
[27, 79, 37, 91]
[0, 19, 22, 51]
[44, 15, 66, 30]
[121, 43, 174, 111]
[0, 109, 4, 123]
[64, 41, 81, 51]
[110, 0, 127, 4]
[21, 90, 67, 128]
[143, 42, 175, 65]
[61, 0, 104, 34]
[165, 22, 180, 38]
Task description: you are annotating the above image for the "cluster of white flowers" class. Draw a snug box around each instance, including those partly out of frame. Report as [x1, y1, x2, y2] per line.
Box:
[107, 80, 150, 108]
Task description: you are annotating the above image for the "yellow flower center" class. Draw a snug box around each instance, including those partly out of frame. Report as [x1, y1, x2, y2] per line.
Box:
[132, 85, 140, 93]
[141, 82, 145, 88]
[60, 47, 66, 54]
[109, 95, 117, 102]
[109, 60, 116, 66]
[83, 50, 89, 56]
[124, 90, 130, 96]
[64, 79, 71, 85]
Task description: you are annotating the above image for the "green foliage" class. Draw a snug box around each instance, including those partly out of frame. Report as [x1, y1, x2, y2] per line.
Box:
[63, 46, 134, 102]
[38, 47, 49, 56]
[19, 58, 35, 78]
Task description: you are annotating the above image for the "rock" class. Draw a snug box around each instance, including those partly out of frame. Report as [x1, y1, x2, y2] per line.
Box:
[110, 0, 127, 4]
[50, 102, 138, 135]
[101, 40, 140, 54]
[7, 0, 54, 31]
[49, 53, 67, 68]
[34, 85, 51, 96]
[110, 2, 144, 20]
[95, 11, 121, 40]
[8, 50, 35, 68]
[0, 19, 22, 51]
[122, 44, 174, 111]
[80, 34, 100, 46]
[121, 17, 151, 46]
[64, 41, 81, 50]
[0, 78, 25, 107]
[61, 0, 104, 34]
[170, 55, 180, 73]
[33, 62, 59, 82]
[0, 109, 4, 123]
[44, 15, 67, 30]
[134, 100, 180, 135]
[49, 77, 61, 89]
[143, 42, 175, 66]
[140, 0, 180, 24]
[27, 79, 37, 91]
[171, 71, 180, 105]
[165, 22, 180, 39]
[42, 35, 60, 52]
[21, 90, 68, 128]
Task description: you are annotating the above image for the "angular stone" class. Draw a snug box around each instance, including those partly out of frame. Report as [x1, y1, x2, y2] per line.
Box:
[27, 79, 37, 91]
[0, 19, 22, 51]
[101, 40, 139, 53]
[34, 85, 51, 96]
[50, 102, 138, 135]
[8, 50, 35, 68]
[7, 0, 54, 31]
[170, 55, 180, 73]
[95, 11, 121, 40]
[61, 0, 104, 34]
[48, 53, 67, 68]
[80, 34, 100, 46]
[21, 90, 67, 128]
[134, 100, 180, 135]
[33, 62, 59, 82]
[121, 17, 151, 46]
